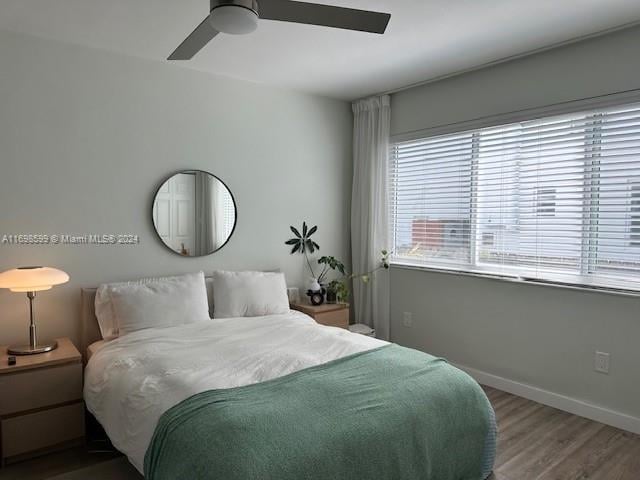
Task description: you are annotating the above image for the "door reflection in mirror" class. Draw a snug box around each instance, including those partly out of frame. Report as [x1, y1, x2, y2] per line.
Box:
[152, 171, 237, 256]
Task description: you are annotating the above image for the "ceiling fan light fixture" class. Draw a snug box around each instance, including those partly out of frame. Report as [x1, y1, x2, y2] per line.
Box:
[210, 3, 259, 35]
[168, 0, 391, 60]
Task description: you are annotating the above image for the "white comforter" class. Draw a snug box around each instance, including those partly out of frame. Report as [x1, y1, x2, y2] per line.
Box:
[84, 311, 386, 473]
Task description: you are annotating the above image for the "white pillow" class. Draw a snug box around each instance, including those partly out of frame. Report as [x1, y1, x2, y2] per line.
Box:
[95, 272, 210, 337]
[95, 285, 121, 340]
[212, 270, 289, 318]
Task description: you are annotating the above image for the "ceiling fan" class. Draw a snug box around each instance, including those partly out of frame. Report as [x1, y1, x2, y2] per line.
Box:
[168, 0, 391, 60]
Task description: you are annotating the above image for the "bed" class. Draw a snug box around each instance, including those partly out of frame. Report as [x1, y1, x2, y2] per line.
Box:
[81, 278, 496, 480]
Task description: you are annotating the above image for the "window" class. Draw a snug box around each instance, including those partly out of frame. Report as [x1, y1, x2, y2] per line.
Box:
[535, 188, 557, 217]
[220, 188, 236, 240]
[389, 101, 640, 292]
[631, 183, 640, 247]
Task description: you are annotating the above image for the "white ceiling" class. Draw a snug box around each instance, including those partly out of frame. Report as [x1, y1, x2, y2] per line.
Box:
[1, 0, 640, 100]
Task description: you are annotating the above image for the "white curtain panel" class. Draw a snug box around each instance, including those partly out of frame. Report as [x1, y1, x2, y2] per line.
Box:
[351, 95, 391, 340]
[194, 172, 216, 256]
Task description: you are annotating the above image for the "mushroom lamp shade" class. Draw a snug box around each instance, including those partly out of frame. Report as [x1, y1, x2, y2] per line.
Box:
[0, 266, 69, 355]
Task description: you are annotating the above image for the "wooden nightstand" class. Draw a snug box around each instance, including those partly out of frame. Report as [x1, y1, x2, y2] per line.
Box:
[0, 337, 85, 466]
[290, 302, 349, 329]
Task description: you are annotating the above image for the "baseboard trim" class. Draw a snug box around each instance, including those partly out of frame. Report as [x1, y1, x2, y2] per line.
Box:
[455, 363, 640, 436]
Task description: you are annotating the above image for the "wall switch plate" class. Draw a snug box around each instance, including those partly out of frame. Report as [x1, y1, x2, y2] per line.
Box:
[594, 351, 610, 374]
[402, 312, 413, 328]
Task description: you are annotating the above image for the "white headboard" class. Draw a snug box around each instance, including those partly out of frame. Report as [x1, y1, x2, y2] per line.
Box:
[80, 276, 215, 360]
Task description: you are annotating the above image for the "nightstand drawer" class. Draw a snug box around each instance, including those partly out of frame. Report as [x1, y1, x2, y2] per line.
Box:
[0, 363, 82, 415]
[1, 402, 85, 458]
[316, 309, 349, 329]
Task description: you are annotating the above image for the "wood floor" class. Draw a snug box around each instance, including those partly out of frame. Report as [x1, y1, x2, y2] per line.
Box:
[484, 386, 640, 480]
[1, 386, 638, 480]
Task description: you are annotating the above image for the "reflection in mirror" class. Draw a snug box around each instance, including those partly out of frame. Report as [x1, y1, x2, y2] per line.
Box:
[152, 171, 237, 257]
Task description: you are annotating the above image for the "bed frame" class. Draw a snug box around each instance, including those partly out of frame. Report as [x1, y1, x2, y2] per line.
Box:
[79, 277, 215, 360]
[80, 287, 102, 361]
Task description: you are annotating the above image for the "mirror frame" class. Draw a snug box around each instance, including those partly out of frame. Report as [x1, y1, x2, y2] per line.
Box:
[151, 169, 238, 257]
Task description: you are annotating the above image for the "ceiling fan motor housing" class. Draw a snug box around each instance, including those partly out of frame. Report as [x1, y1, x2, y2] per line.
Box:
[209, 0, 260, 34]
[211, 0, 259, 16]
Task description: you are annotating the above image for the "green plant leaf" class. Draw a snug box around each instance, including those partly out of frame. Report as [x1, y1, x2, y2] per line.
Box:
[285, 222, 321, 265]
[306, 239, 315, 253]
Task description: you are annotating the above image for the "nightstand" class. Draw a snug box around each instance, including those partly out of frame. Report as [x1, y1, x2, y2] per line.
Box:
[0, 337, 85, 466]
[290, 302, 349, 329]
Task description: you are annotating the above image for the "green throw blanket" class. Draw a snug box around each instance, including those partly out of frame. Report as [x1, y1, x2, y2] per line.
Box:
[145, 344, 495, 480]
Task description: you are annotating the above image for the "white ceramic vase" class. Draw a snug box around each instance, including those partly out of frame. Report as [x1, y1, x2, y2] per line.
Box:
[308, 278, 321, 292]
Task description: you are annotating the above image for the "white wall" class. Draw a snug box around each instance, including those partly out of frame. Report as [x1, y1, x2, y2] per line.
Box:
[391, 26, 640, 136]
[0, 30, 353, 347]
[390, 26, 640, 426]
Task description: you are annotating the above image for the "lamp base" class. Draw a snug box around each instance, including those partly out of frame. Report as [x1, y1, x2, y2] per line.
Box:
[8, 340, 58, 355]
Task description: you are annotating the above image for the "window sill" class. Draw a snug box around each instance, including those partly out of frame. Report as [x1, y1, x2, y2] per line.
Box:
[390, 262, 640, 299]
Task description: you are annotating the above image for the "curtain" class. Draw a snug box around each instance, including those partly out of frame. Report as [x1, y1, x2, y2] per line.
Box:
[351, 95, 391, 340]
[194, 172, 215, 256]
[213, 180, 226, 248]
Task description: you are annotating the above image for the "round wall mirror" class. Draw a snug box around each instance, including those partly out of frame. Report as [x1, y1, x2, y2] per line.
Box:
[152, 170, 237, 257]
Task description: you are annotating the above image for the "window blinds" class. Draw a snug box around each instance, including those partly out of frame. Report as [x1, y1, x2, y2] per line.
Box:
[389, 101, 640, 291]
[221, 189, 236, 240]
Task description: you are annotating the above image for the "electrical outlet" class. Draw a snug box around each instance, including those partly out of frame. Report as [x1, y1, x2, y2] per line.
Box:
[594, 351, 610, 374]
[402, 312, 413, 328]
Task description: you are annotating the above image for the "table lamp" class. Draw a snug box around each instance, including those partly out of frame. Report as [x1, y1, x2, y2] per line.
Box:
[0, 266, 69, 355]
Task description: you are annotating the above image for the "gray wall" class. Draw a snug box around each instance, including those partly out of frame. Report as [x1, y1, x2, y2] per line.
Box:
[391, 26, 640, 136]
[0, 30, 353, 347]
[390, 26, 640, 420]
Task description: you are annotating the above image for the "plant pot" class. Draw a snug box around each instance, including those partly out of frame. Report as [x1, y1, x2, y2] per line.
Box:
[308, 278, 322, 292]
[325, 290, 337, 304]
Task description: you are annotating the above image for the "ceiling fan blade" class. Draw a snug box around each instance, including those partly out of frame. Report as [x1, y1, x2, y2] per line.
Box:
[259, 0, 390, 34]
[168, 16, 220, 60]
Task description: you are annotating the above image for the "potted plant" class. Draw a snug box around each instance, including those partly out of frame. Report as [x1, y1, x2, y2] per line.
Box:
[318, 251, 391, 304]
[285, 222, 325, 302]
[316, 256, 345, 303]
[285, 222, 390, 306]
[326, 279, 349, 304]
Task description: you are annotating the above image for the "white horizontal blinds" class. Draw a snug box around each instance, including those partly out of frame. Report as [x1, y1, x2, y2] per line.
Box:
[631, 185, 640, 247]
[390, 132, 474, 266]
[476, 113, 587, 275]
[390, 100, 640, 291]
[221, 188, 235, 239]
[590, 104, 640, 281]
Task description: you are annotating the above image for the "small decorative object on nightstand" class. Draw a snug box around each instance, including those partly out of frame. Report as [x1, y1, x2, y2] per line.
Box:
[0, 337, 85, 466]
[306, 289, 325, 306]
[286, 287, 300, 304]
[290, 301, 349, 329]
